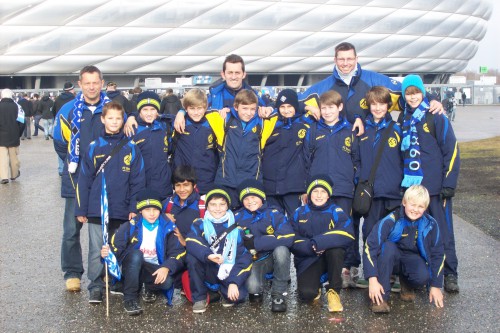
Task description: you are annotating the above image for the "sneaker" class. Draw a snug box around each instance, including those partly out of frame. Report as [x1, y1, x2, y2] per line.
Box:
[341, 268, 353, 289]
[399, 277, 415, 302]
[355, 278, 369, 289]
[444, 275, 460, 293]
[1, 179, 9, 184]
[371, 300, 391, 313]
[124, 299, 143, 316]
[65, 278, 81, 292]
[390, 275, 400, 293]
[142, 290, 157, 303]
[193, 300, 208, 313]
[89, 289, 103, 304]
[271, 296, 287, 312]
[326, 289, 343, 312]
[110, 281, 123, 296]
[221, 297, 235, 307]
[249, 293, 263, 303]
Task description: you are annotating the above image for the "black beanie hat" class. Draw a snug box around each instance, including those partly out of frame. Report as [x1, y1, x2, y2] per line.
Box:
[205, 188, 231, 206]
[137, 91, 161, 112]
[136, 189, 163, 211]
[306, 174, 333, 197]
[238, 179, 266, 203]
[275, 89, 299, 113]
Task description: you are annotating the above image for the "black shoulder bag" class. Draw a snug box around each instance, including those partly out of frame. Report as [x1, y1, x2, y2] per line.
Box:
[94, 137, 130, 177]
[352, 121, 395, 215]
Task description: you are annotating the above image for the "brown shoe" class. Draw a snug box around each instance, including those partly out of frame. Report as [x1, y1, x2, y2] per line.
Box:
[371, 300, 391, 313]
[66, 278, 81, 292]
[400, 277, 415, 302]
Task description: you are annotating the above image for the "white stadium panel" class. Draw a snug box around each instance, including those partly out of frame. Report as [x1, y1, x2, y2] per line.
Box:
[0, 0, 493, 75]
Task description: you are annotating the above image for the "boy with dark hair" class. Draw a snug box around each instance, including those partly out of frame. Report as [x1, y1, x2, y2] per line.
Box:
[399, 74, 460, 292]
[364, 185, 445, 313]
[132, 90, 172, 200]
[186, 188, 252, 313]
[102, 189, 185, 315]
[234, 179, 295, 312]
[291, 175, 354, 312]
[75, 102, 145, 303]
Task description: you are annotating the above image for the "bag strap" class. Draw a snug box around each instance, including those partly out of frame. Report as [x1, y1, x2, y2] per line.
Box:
[210, 223, 239, 250]
[368, 121, 395, 184]
[95, 137, 130, 177]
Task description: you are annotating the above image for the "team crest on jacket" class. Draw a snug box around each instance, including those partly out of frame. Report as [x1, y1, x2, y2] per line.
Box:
[423, 123, 430, 133]
[208, 134, 213, 143]
[298, 129, 306, 139]
[360, 98, 368, 109]
[344, 137, 351, 147]
[266, 225, 274, 235]
[124, 153, 131, 166]
[252, 126, 257, 133]
[388, 137, 397, 148]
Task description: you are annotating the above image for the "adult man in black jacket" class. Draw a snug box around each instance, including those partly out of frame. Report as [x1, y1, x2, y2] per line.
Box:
[18, 93, 33, 140]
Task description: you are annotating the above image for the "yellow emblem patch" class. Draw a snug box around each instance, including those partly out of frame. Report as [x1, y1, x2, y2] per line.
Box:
[298, 129, 306, 139]
[208, 134, 213, 143]
[345, 136, 351, 147]
[124, 153, 131, 166]
[388, 137, 397, 148]
[360, 98, 368, 110]
[423, 123, 430, 133]
[164, 136, 168, 147]
[252, 126, 257, 133]
[266, 225, 274, 235]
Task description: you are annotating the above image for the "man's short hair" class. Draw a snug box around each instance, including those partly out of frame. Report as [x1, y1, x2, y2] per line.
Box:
[335, 42, 357, 58]
[79, 65, 103, 81]
[223, 54, 245, 72]
[106, 81, 117, 88]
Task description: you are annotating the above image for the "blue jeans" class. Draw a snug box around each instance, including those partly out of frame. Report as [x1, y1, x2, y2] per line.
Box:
[88, 222, 105, 292]
[246, 246, 290, 296]
[122, 249, 174, 301]
[43, 118, 54, 138]
[61, 198, 84, 280]
[33, 115, 44, 135]
[22, 117, 31, 138]
[58, 157, 64, 175]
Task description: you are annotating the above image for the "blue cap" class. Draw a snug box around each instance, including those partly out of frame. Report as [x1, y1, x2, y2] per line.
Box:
[401, 74, 426, 102]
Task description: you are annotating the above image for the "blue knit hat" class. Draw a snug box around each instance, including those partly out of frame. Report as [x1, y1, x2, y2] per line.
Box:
[275, 89, 299, 114]
[136, 189, 162, 211]
[306, 174, 333, 197]
[238, 179, 266, 203]
[401, 75, 426, 102]
[137, 91, 161, 112]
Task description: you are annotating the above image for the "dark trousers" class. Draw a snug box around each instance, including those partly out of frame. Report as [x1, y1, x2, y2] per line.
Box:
[121, 249, 174, 301]
[267, 193, 302, 218]
[428, 195, 458, 276]
[376, 241, 430, 301]
[186, 253, 248, 303]
[297, 248, 345, 302]
[33, 115, 44, 135]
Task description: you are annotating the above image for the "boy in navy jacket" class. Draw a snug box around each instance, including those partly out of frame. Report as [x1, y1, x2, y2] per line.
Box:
[75, 102, 145, 304]
[400, 75, 460, 292]
[171, 89, 218, 195]
[102, 189, 185, 315]
[291, 175, 354, 312]
[185, 188, 252, 313]
[363, 185, 445, 313]
[234, 179, 295, 312]
[132, 91, 172, 201]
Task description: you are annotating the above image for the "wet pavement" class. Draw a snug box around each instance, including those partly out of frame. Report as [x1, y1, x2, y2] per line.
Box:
[1, 106, 499, 332]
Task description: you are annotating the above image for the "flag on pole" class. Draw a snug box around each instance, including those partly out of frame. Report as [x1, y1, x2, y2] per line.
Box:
[101, 171, 121, 280]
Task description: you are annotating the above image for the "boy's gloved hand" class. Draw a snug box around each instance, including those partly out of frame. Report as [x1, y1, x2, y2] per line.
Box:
[243, 233, 255, 250]
[440, 187, 455, 199]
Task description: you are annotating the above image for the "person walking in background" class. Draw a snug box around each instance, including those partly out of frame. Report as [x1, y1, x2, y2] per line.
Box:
[0, 89, 25, 184]
[18, 93, 33, 140]
[37, 92, 54, 140]
[461, 91, 466, 107]
[32, 93, 44, 136]
[105, 81, 135, 115]
[160, 88, 182, 116]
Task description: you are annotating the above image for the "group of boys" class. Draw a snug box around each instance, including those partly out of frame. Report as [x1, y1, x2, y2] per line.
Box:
[53, 45, 460, 316]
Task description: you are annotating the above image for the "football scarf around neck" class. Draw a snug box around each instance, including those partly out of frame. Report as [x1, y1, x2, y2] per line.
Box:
[400, 98, 429, 188]
[68, 92, 111, 173]
[202, 210, 238, 280]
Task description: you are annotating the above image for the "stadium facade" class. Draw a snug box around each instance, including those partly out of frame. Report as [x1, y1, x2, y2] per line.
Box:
[0, 0, 493, 89]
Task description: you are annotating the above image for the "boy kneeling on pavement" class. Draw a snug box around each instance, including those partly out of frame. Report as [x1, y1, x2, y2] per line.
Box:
[235, 179, 295, 312]
[363, 185, 445, 313]
[101, 189, 185, 315]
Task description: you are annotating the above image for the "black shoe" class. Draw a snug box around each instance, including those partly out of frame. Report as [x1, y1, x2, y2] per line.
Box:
[89, 289, 103, 304]
[110, 281, 123, 296]
[249, 293, 263, 303]
[124, 299, 143, 316]
[271, 296, 287, 312]
[10, 170, 20, 181]
[142, 290, 157, 303]
[444, 275, 460, 293]
[208, 290, 221, 303]
[1, 179, 8, 184]
[27, 137, 31, 140]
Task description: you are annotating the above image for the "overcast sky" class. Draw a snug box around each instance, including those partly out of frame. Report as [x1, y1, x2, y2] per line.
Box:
[466, 1, 499, 71]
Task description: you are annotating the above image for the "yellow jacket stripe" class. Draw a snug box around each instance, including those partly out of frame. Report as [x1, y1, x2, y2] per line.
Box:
[185, 237, 207, 247]
[277, 233, 295, 239]
[323, 230, 355, 240]
[237, 263, 253, 276]
[446, 142, 459, 178]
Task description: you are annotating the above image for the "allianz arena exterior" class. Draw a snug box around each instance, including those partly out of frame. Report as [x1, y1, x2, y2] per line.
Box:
[0, 0, 493, 88]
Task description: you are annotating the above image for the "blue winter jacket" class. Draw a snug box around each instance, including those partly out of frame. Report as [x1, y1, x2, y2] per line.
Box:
[291, 201, 354, 275]
[208, 80, 266, 110]
[262, 113, 314, 195]
[171, 115, 218, 194]
[75, 132, 145, 221]
[162, 191, 204, 238]
[132, 117, 172, 200]
[400, 107, 460, 195]
[234, 202, 295, 261]
[186, 218, 252, 286]
[299, 64, 403, 123]
[353, 114, 403, 199]
[304, 117, 357, 198]
[111, 213, 185, 274]
[363, 209, 445, 288]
